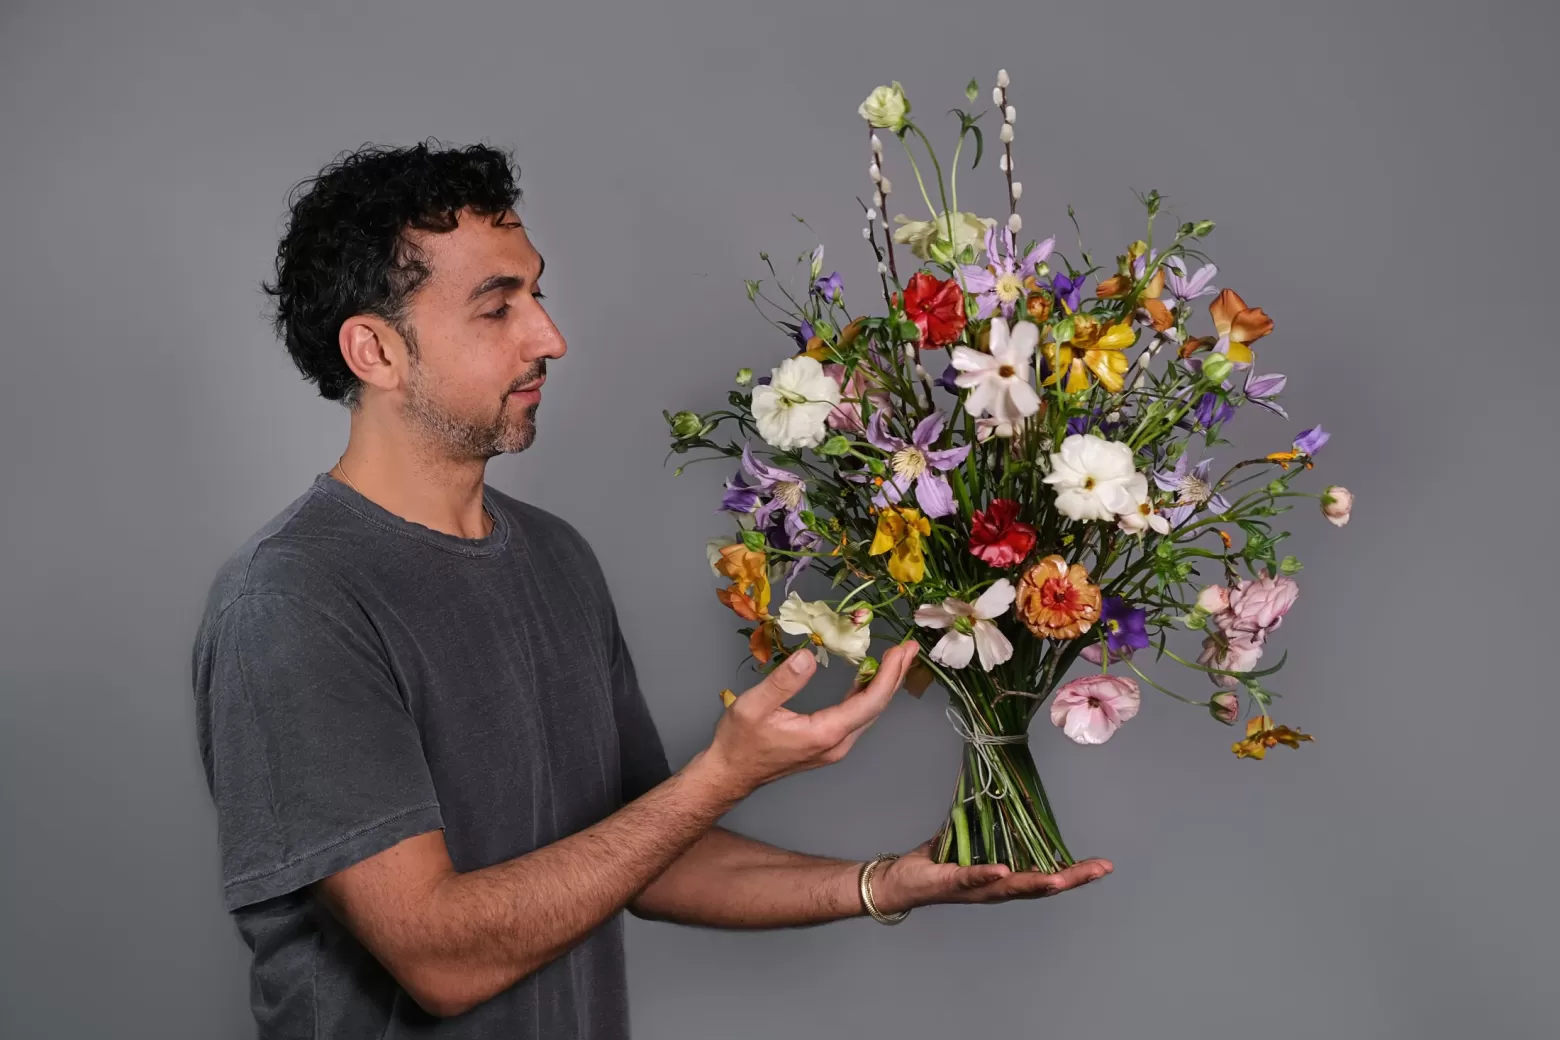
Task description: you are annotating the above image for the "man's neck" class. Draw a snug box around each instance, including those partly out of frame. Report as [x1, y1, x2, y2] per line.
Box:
[333, 414, 493, 540]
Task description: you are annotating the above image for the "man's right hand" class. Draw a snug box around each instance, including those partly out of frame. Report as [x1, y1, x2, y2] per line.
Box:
[700, 639, 920, 798]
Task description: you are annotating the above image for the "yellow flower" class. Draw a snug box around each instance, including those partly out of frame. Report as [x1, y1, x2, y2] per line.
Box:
[1232, 715, 1315, 760]
[1042, 314, 1138, 393]
[720, 688, 738, 707]
[868, 506, 931, 584]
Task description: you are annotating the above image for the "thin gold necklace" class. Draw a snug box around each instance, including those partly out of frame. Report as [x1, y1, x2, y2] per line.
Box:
[334, 455, 494, 537]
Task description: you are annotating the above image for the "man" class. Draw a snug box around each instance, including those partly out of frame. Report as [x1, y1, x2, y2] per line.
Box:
[192, 142, 1111, 1038]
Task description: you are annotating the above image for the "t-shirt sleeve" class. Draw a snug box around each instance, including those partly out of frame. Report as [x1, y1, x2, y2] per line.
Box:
[605, 602, 673, 804]
[198, 592, 444, 911]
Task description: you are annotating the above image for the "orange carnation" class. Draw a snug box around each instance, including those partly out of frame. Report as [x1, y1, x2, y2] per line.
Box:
[1016, 554, 1102, 639]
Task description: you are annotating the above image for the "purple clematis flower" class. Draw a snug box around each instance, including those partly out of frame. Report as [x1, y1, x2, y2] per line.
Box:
[764, 508, 825, 593]
[1293, 425, 1329, 456]
[1051, 272, 1085, 313]
[960, 225, 1055, 320]
[866, 410, 971, 518]
[937, 364, 961, 394]
[721, 444, 810, 528]
[1155, 455, 1233, 526]
[813, 272, 843, 302]
[1242, 370, 1288, 418]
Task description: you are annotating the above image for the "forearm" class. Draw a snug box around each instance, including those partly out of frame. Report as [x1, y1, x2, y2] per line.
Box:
[414, 749, 739, 1014]
[631, 826, 867, 929]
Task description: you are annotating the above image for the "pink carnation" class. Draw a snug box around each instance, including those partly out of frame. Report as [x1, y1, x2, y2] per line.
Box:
[1049, 674, 1141, 744]
[824, 364, 890, 432]
[1198, 632, 1265, 689]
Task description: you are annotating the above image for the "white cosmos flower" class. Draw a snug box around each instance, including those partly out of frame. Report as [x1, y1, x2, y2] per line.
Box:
[1115, 473, 1171, 536]
[913, 579, 1016, 672]
[951, 317, 1041, 425]
[751, 356, 841, 450]
[1043, 433, 1140, 521]
[776, 593, 871, 665]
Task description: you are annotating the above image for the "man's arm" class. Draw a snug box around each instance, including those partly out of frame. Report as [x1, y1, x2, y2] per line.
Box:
[312, 642, 920, 1019]
[629, 825, 1114, 929]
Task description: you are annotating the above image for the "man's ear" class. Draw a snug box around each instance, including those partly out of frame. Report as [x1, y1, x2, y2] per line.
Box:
[339, 315, 410, 395]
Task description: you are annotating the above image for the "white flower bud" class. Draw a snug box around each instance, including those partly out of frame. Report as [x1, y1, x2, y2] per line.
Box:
[998, 154, 1009, 172]
[862, 226, 872, 239]
[869, 162, 881, 182]
[914, 364, 928, 379]
[879, 176, 892, 194]
[1008, 213, 1022, 233]
[866, 208, 877, 222]
[992, 86, 1003, 105]
[877, 261, 888, 274]
[996, 69, 1010, 88]
[1000, 123, 1014, 143]
[872, 190, 883, 208]
[871, 133, 883, 156]
[1005, 105, 1016, 123]
[1010, 181, 1023, 200]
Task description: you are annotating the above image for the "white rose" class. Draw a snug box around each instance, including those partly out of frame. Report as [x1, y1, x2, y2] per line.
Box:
[751, 356, 841, 450]
[1043, 433, 1140, 521]
[857, 82, 910, 130]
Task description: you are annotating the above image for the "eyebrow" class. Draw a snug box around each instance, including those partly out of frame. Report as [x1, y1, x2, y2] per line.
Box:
[465, 256, 546, 304]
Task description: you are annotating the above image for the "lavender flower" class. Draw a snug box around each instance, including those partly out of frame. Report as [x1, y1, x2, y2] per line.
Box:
[937, 364, 961, 394]
[1293, 425, 1329, 455]
[793, 320, 815, 349]
[866, 410, 971, 518]
[722, 444, 810, 527]
[813, 272, 843, 302]
[1163, 257, 1218, 303]
[1155, 455, 1232, 526]
[1194, 392, 1235, 428]
[960, 225, 1055, 320]
[1242, 371, 1288, 418]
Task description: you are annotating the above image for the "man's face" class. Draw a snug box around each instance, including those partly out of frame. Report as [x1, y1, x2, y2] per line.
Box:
[396, 208, 565, 459]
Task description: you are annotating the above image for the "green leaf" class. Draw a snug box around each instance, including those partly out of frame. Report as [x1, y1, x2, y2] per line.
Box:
[744, 279, 760, 301]
[969, 124, 984, 169]
[728, 390, 749, 408]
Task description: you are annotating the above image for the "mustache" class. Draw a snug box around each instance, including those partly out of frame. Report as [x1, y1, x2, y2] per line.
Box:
[504, 360, 547, 397]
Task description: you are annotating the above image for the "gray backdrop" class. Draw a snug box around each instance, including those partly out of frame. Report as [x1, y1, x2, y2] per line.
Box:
[3, 1, 1556, 1037]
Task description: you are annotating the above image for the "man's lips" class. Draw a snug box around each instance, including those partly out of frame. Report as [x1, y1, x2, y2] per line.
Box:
[508, 377, 546, 395]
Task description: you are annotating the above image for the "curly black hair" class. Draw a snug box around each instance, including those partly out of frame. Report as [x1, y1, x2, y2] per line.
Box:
[261, 140, 521, 405]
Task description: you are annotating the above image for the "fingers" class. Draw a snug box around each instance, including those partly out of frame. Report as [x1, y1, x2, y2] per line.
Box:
[809, 640, 920, 737]
[981, 858, 1113, 901]
[739, 648, 817, 714]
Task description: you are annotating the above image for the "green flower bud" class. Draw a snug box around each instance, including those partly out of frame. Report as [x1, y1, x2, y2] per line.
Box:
[818, 435, 851, 457]
[735, 368, 754, 387]
[740, 530, 766, 552]
[1200, 353, 1233, 385]
[668, 410, 704, 438]
[1279, 555, 1303, 575]
[1192, 220, 1216, 237]
[855, 656, 880, 685]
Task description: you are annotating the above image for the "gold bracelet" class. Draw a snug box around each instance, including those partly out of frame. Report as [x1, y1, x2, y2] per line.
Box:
[858, 854, 910, 925]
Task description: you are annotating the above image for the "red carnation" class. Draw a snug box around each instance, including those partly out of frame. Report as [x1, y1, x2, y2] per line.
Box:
[969, 498, 1037, 568]
[901, 272, 967, 349]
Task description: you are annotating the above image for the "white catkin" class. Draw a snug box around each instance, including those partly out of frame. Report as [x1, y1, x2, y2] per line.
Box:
[869, 162, 881, 182]
[1005, 105, 1016, 123]
[1000, 123, 1014, 144]
[862, 227, 871, 239]
[991, 87, 1003, 105]
[866, 208, 877, 222]
[879, 176, 892, 194]
[998, 154, 1010, 172]
[871, 133, 882, 156]
[877, 261, 888, 274]
[1011, 181, 1023, 200]
[873, 190, 883, 208]
[996, 69, 1010, 88]
[1008, 213, 1023, 233]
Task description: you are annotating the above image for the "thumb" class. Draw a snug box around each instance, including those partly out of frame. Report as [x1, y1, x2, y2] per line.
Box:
[742, 649, 817, 713]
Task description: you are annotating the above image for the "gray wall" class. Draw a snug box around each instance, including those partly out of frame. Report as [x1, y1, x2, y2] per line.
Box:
[2, 1, 1556, 1037]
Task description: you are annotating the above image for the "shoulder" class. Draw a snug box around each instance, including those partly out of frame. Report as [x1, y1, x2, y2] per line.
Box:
[196, 483, 368, 637]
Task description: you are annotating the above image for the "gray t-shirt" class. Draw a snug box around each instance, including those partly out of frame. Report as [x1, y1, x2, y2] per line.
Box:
[191, 473, 671, 1039]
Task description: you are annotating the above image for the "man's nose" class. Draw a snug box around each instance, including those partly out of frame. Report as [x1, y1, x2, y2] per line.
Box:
[526, 310, 567, 361]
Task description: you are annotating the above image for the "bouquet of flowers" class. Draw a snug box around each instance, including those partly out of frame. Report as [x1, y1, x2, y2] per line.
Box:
[666, 72, 1351, 872]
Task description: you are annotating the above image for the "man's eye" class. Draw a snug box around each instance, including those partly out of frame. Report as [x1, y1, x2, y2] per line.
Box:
[533, 291, 547, 302]
[484, 304, 511, 320]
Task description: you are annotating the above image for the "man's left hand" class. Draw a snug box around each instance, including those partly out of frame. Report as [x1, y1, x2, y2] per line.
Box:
[870, 835, 1113, 911]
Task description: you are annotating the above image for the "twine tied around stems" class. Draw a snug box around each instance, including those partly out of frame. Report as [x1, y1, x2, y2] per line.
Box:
[944, 702, 1031, 801]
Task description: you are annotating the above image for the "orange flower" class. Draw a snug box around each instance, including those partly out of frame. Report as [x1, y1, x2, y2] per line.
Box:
[748, 620, 778, 663]
[1138, 267, 1173, 331]
[1016, 554, 1102, 639]
[1208, 288, 1274, 364]
[714, 543, 771, 619]
[1232, 715, 1314, 760]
